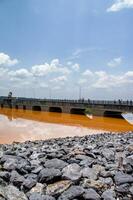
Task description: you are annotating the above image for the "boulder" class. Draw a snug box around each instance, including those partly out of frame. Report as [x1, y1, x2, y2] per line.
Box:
[62, 164, 81, 181]
[4, 185, 28, 200]
[58, 186, 84, 200]
[45, 159, 67, 170]
[83, 188, 100, 200]
[101, 189, 116, 200]
[114, 172, 133, 185]
[38, 168, 61, 183]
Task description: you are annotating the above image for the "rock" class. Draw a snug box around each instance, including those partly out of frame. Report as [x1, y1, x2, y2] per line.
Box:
[58, 186, 84, 200]
[83, 188, 100, 200]
[0, 187, 5, 198]
[62, 163, 81, 181]
[3, 157, 18, 171]
[29, 193, 55, 200]
[129, 185, 133, 195]
[101, 189, 116, 200]
[102, 149, 115, 161]
[4, 185, 28, 200]
[81, 165, 104, 180]
[23, 178, 37, 191]
[83, 178, 111, 190]
[126, 155, 133, 166]
[29, 183, 45, 194]
[10, 170, 25, 187]
[0, 150, 3, 159]
[32, 166, 43, 174]
[43, 195, 56, 200]
[0, 177, 7, 186]
[81, 167, 97, 180]
[116, 183, 129, 193]
[45, 159, 67, 170]
[126, 144, 133, 152]
[38, 168, 61, 183]
[46, 180, 72, 197]
[114, 172, 133, 185]
[0, 171, 10, 181]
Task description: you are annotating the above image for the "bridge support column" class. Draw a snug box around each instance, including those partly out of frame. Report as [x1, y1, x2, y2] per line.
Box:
[91, 108, 105, 116]
[41, 106, 49, 112]
[61, 107, 71, 113]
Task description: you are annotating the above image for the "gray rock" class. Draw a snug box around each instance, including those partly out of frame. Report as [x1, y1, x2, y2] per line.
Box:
[62, 163, 81, 181]
[38, 168, 61, 183]
[45, 159, 67, 170]
[101, 189, 116, 200]
[3, 158, 18, 171]
[43, 196, 56, 200]
[29, 193, 54, 200]
[29, 192, 44, 200]
[116, 183, 129, 193]
[102, 149, 115, 161]
[0, 171, 10, 181]
[83, 188, 100, 200]
[114, 172, 133, 185]
[129, 185, 133, 195]
[23, 178, 37, 191]
[126, 155, 133, 166]
[81, 165, 104, 180]
[4, 185, 28, 200]
[0, 186, 5, 198]
[10, 170, 25, 187]
[58, 186, 84, 200]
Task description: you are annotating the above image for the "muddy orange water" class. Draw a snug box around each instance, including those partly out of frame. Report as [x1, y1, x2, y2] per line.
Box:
[0, 108, 133, 144]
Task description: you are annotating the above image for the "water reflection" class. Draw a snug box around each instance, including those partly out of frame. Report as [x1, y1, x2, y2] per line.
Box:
[0, 108, 133, 144]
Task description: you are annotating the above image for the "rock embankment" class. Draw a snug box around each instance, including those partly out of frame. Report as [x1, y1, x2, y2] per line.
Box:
[0, 132, 133, 200]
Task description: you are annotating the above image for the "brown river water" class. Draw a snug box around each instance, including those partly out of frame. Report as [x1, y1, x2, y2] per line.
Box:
[0, 108, 133, 144]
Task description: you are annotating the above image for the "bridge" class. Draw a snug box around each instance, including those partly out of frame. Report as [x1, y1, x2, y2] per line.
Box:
[0, 96, 133, 118]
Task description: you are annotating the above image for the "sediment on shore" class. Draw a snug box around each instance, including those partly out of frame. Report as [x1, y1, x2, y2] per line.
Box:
[0, 132, 133, 200]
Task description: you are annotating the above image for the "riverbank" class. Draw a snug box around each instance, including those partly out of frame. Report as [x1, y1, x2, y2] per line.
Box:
[0, 132, 133, 200]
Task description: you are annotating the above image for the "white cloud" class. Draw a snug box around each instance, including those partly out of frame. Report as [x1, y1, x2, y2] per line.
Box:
[71, 63, 80, 72]
[82, 69, 93, 76]
[0, 53, 18, 66]
[0, 68, 8, 77]
[107, 57, 122, 67]
[1, 53, 133, 99]
[31, 59, 71, 77]
[8, 68, 32, 80]
[93, 70, 133, 89]
[50, 75, 67, 83]
[107, 0, 133, 12]
[78, 78, 87, 85]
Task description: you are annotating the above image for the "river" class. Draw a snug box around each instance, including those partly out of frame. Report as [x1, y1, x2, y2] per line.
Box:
[0, 108, 133, 144]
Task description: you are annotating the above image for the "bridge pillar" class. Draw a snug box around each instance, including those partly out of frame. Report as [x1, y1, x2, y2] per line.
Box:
[41, 106, 49, 112]
[61, 106, 71, 113]
[91, 108, 105, 116]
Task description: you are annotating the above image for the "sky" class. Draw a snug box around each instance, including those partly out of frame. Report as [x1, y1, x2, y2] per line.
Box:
[0, 0, 133, 100]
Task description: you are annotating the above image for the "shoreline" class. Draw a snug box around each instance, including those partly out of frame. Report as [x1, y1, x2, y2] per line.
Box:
[0, 132, 133, 199]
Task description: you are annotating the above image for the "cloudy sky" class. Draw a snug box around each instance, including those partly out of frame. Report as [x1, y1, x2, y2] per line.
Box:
[0, 0, 133, 100]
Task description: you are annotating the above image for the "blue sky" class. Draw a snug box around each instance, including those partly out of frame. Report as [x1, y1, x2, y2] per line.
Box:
[0, 0, 133, 100]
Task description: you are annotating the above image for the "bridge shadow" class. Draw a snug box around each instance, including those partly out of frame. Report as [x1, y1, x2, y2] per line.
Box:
[70, 108, 85, 115]
[103, 111, 123, 119]
[32, 106, 41, 111]
[49, 107, 62, 113]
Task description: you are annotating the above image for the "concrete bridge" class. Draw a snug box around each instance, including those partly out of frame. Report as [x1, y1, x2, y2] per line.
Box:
[0, 96, 133, 118]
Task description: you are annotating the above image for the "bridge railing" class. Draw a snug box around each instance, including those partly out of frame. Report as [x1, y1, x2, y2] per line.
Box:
[0, 96, 133, 106]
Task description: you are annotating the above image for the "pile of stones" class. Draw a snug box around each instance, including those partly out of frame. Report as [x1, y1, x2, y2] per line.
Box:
[0, 132, 133, 200]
